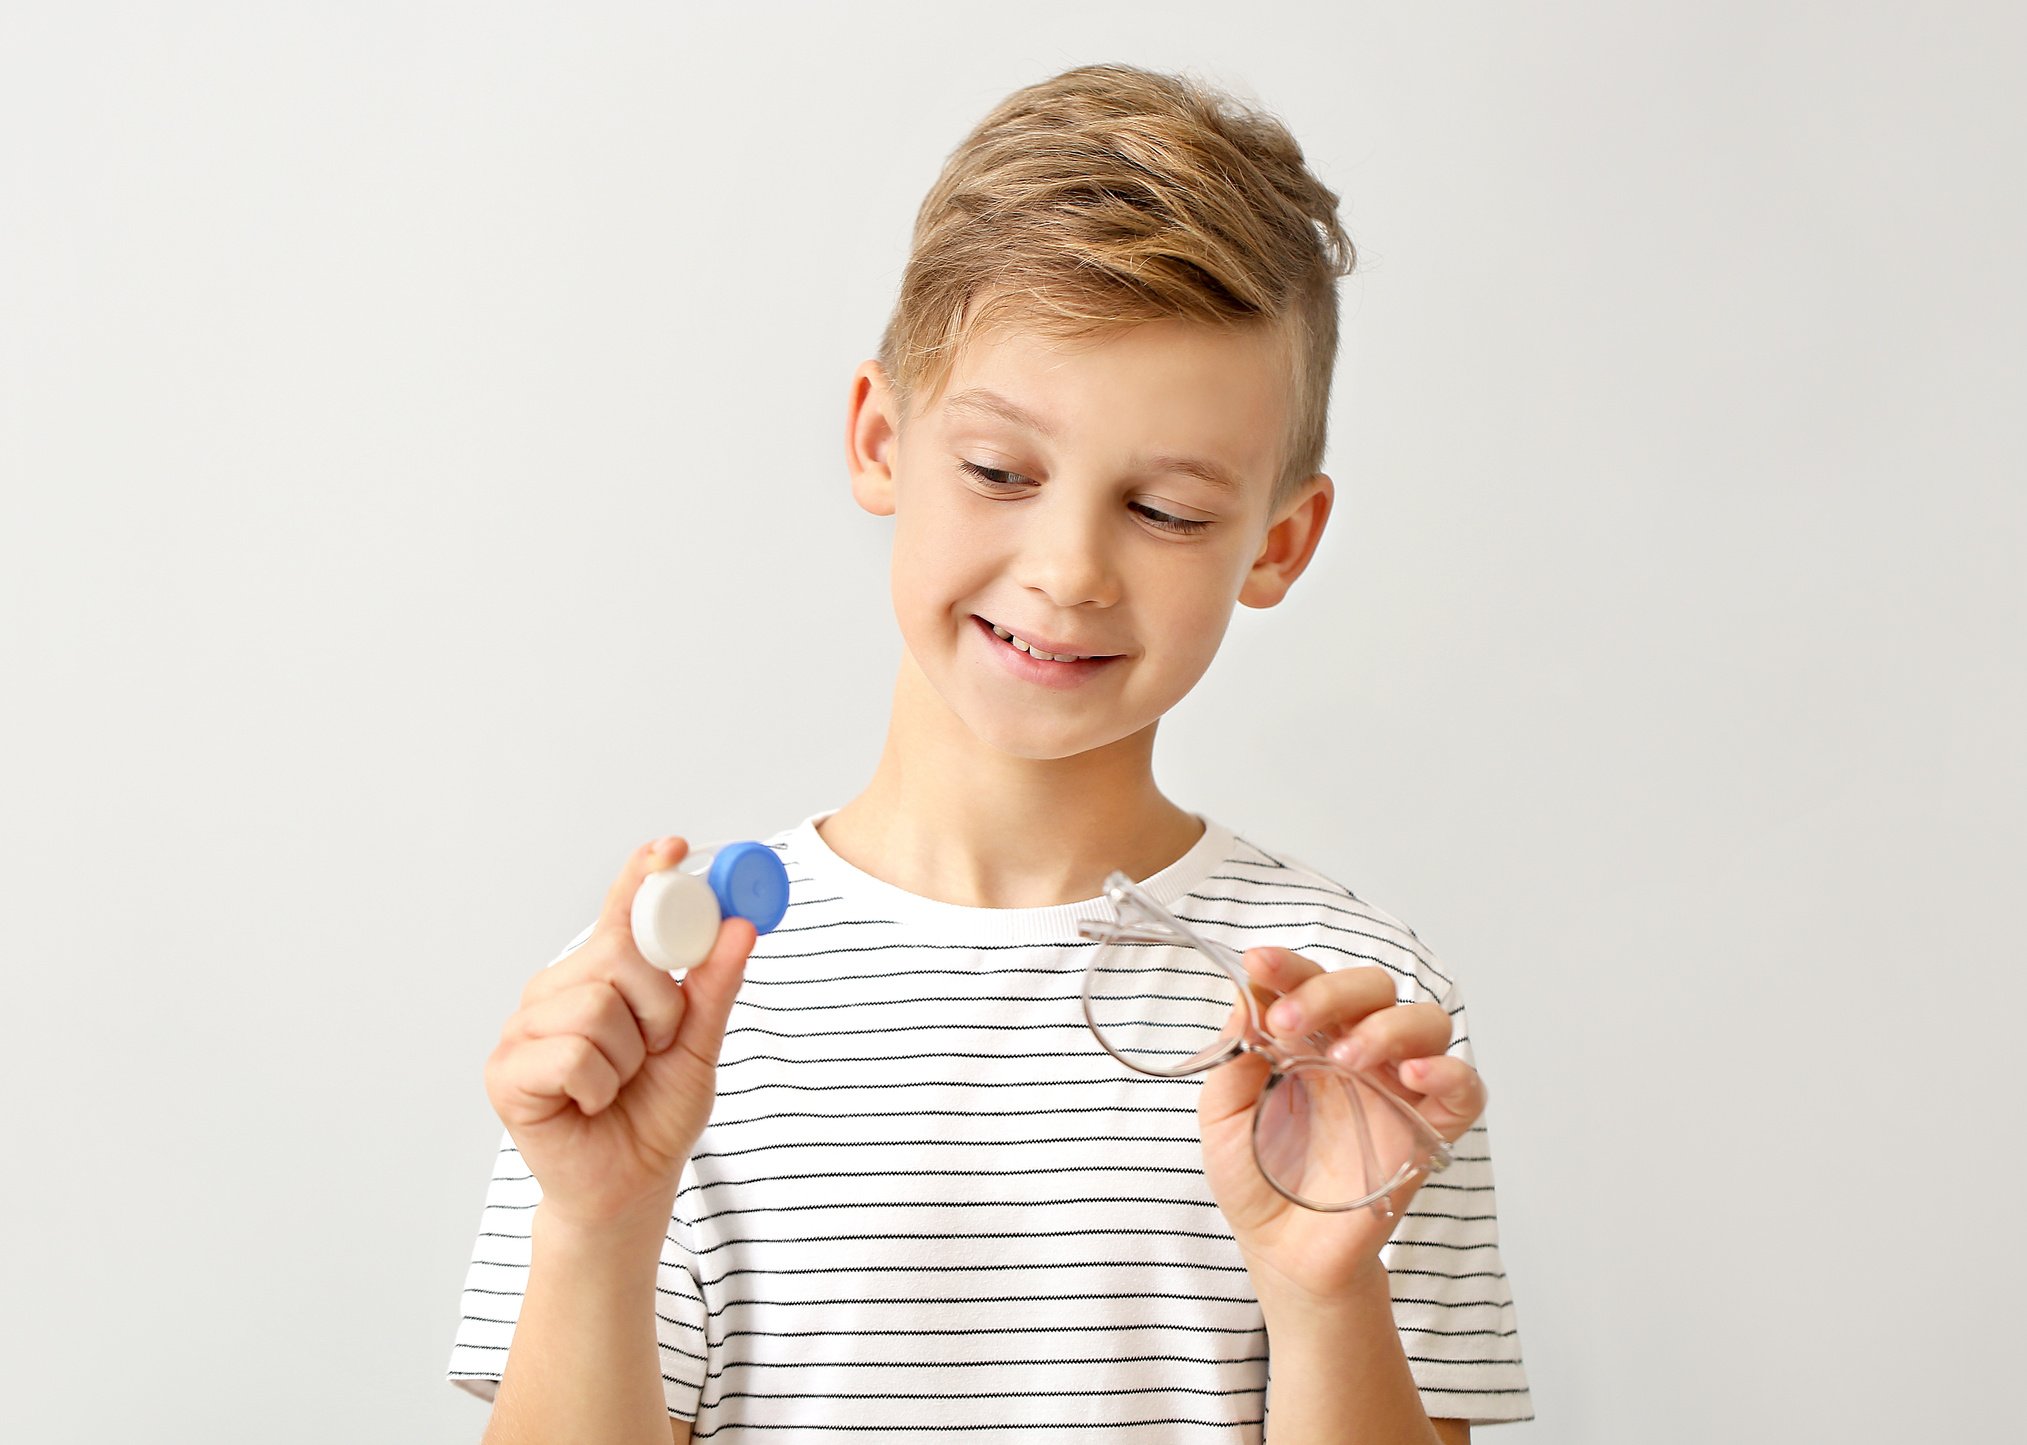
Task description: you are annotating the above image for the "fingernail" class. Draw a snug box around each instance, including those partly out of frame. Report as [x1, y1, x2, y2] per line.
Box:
[1405, 1057, 1431, 1082]
[1267, 1000, 1302, 1034]
[1331, 1037, 1365, 1071]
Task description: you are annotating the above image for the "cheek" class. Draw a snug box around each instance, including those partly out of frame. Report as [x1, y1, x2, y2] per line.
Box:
[1154, 594, 1240, 677]
[1147, 566, 1238, 635]
[890, 509, 983, 620]
[903, 484, 1006, 564]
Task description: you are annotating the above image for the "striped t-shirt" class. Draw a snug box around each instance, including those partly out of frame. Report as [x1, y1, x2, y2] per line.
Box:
[447, 809, 1534, 1435]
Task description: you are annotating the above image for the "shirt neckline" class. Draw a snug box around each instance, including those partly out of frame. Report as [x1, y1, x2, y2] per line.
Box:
[784, 807, 1237, 944]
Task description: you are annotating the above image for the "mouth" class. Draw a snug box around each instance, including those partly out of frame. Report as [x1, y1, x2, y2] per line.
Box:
[973, 614, 1121, 664]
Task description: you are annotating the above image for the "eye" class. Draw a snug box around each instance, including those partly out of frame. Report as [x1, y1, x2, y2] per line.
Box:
[959, 460, 1030, 491]
[959, 460, 1212, 536]
[1131, 504, 1211, 536]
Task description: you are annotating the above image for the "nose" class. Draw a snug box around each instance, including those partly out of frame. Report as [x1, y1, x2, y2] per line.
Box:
[1014, 491, 1122, 611]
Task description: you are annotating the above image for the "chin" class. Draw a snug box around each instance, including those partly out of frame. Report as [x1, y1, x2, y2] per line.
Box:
[965, 714, 1110, 762]
[961, 695, 1163, 763]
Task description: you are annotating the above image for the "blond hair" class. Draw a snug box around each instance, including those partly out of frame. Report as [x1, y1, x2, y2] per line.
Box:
[877, 63, 1356, 515]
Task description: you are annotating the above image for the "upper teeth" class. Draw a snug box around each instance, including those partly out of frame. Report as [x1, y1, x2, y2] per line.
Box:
[990, 622, 1088, 662]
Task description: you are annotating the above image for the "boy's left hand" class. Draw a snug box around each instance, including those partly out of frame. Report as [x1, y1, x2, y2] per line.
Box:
[1198, 946, 1488, 1312]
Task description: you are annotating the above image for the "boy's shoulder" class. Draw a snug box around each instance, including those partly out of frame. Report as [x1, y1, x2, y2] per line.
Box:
[1176, 823, 1460, 1007]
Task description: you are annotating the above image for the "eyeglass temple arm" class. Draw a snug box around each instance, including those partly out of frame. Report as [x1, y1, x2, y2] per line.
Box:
[1076, 919, 1216, 950]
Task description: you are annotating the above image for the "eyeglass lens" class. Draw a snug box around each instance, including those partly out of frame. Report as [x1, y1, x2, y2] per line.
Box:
[1084, 929, 1439, 1210]
[1082, 938, 1244, 1076]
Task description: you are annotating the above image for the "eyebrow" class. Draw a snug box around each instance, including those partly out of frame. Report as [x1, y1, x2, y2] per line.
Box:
[941, 386, 1247, 496]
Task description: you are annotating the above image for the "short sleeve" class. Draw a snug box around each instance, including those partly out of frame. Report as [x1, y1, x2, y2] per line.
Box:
[444, 923, 713, 1421]
[1381, 972, 1535, 1423]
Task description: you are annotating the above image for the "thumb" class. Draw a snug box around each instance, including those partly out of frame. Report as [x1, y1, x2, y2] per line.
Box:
[1198, 1038, 1270, 1131]
[670, 915, 758, 1064]
[1198, 968, 1276, 1130]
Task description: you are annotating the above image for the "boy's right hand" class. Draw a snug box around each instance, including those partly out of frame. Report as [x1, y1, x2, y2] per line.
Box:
[483, 836, 758, 1235]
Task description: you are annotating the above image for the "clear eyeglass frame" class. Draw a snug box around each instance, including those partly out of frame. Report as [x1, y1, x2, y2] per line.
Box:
[1075, 869, 1454, 1220]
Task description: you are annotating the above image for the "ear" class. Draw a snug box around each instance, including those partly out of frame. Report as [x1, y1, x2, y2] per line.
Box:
[846, 360, 903, 517]
[1237, 473, 1333, 609]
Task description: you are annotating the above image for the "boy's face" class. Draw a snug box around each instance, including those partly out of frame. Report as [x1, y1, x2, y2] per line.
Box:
[846, 312, 1332, 763]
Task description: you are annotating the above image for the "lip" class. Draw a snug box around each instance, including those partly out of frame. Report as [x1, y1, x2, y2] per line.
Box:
[971, 614, 1124, 689]
[973, 615, 1119, 661]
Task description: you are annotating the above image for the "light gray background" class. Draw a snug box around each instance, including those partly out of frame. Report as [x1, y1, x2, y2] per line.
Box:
[3, 3, 2020, 1441]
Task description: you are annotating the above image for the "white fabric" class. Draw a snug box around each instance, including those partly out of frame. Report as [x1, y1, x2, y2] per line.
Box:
[447, 810, 1534, 1434]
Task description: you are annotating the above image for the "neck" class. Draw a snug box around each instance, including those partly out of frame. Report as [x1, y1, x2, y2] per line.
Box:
[817, 654, 1204, 909]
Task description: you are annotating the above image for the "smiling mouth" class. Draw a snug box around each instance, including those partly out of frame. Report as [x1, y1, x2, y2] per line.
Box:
[975, 615, 1118, 663]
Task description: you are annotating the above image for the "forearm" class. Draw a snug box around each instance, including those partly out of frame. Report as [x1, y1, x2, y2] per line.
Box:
[1258, 1264, 1441, 1445]
[482, 1199, 681, 1445]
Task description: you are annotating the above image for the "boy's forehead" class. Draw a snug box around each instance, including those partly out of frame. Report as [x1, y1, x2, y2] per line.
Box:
[922, 316, 1292, 490]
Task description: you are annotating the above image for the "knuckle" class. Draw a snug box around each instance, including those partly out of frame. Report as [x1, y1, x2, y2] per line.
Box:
[1275, 947, 1318, 976]
[1358, 963, 1400, 998]
[598, 927, 648, 974]
[569, 931, 624, 976]
[559, 1033, 600, 1076]
[559, 978, 619, 1029]
[529, 952, 587, 999]
[593, 977, 638, 1028]
[629, 956, 683, 1008]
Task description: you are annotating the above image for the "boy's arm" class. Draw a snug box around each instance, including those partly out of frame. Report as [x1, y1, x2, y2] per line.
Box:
[472, 836, 755, 1441]
[480, 1204, 689, 1445]
[1260, 1265, 1467, 1444]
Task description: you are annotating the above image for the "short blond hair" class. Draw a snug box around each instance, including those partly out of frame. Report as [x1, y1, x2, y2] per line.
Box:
[877, 63, 1356, 515]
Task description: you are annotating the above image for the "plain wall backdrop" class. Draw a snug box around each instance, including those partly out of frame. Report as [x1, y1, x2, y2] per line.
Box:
[3, 3, 2021, 1441]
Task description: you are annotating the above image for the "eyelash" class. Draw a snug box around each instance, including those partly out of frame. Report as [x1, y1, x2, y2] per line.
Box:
[958, 461, 1211, 535]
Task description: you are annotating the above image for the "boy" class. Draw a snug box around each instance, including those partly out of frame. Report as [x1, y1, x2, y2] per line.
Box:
[449, 62, 1531, 1441]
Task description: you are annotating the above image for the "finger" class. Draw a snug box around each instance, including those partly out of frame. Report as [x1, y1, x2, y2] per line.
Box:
[1240, 945, 1324, 995]
[597, 834, 690, 938]
[534, 943, 690, 1053]
[524, 836, 693, 1008]
[1326, 999, 1451, 1074]
[1395, 1054, 1488, 1141]
[1261, 962, 1396, 1041]
[608, 952, 690, 1054]
[666, 916, 757, 1068]
[487, 1033, 623, 1124]
[1201, 949, 1304, 1128]
[522, 927, 685, 1034]
[1196, 1038, 1271, 1130]
[512, 980, 649, 1089]
[1231, 946, 1320, 1030]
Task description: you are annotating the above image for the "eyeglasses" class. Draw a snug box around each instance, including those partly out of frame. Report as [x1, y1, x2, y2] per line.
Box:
[1076, 870, 1453, 1219]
